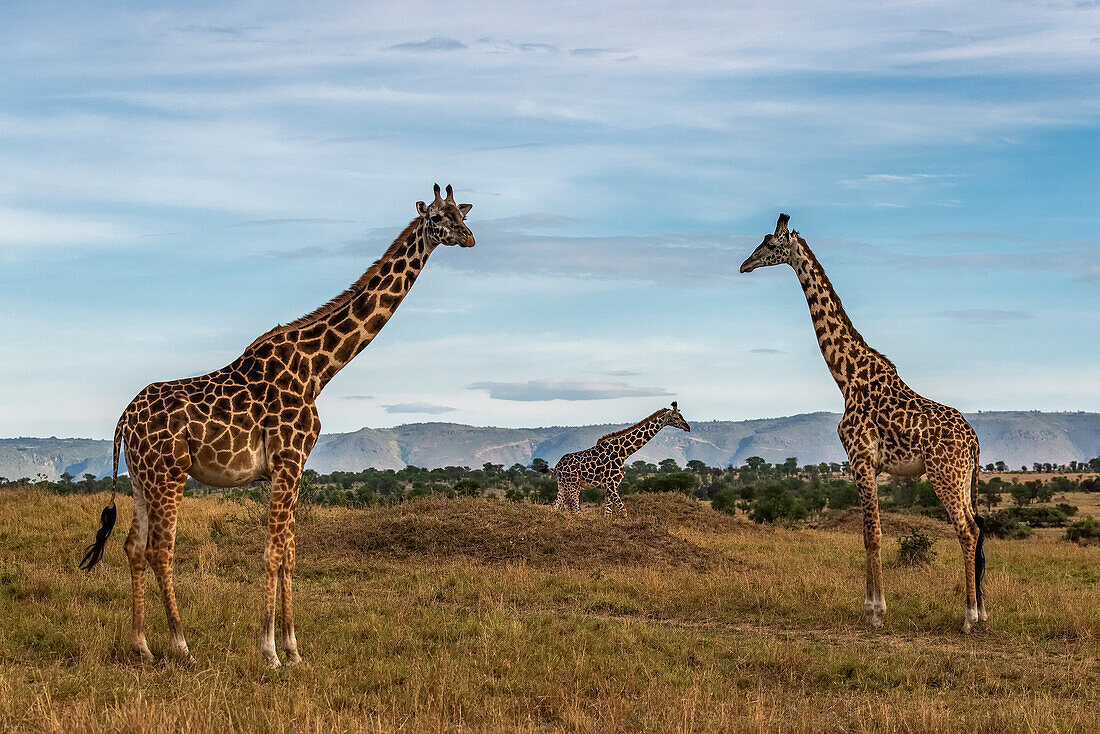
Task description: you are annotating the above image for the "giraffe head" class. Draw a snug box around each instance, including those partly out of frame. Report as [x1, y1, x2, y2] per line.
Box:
[665, 401, 691, 432]
[740, 214, 793, 273]
[416, 184, 475, 247]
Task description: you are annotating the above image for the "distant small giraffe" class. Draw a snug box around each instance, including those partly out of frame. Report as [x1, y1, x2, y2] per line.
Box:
[740, 214, 986, 633]
[550, 402, 691, 517]
[80, 185, 475, 667]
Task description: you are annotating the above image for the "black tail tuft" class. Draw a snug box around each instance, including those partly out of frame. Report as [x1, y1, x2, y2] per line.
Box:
[79, 503, 117, 570]
[974, 514, 986, 609]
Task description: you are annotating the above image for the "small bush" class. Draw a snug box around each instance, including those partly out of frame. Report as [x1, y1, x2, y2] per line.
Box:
[997, 505, 1071, 528]
[825, 482, 859, 510]
[984, 511, 1031, 540]
[749, 483, 807, 524]
[711, 487, 739, 515]
[1009, 524, 1034, 540]
[897, 530, 936, 565]
[1064, 516, 1100, 545]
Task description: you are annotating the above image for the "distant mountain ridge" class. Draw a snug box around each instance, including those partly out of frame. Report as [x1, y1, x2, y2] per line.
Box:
[2, 411, 1098, 482]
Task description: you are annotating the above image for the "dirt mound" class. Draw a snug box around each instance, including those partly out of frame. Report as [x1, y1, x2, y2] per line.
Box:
[813, 508, 956, 539]
[301, 494, 722, 569]
[621, 491, 751, 533]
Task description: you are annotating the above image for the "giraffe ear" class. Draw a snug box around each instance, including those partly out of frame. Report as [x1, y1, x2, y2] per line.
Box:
[671, 401, 678, 410]
[458, 203, 472, 216]
[775, 213, 790, 236]
[416, 201, 428, 216]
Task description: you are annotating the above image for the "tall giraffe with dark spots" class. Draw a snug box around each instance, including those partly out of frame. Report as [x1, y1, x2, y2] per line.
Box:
[551, 402, 691, 517]
[80, 184, 475, 667]
[740, 214, 986, 633]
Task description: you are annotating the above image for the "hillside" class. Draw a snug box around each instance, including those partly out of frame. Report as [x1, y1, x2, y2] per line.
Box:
[2, 487, 1099, 732]
[2, 411, 1098, 480]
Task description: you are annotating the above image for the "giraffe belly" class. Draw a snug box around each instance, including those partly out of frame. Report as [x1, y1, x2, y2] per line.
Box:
[189, 436, 269, 488]
[880, 453, 925, 477]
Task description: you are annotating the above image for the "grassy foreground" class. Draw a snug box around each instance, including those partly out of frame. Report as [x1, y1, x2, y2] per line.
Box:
[1, 488, 1099, 733]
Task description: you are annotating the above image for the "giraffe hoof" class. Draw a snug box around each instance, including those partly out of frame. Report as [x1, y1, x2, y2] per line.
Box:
[263, 653, 282, 669]
[134, 648, 155, 664]
[284, 652, 302, 667]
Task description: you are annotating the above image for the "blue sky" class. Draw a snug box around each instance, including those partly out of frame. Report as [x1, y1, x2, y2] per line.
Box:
[1, 1, 1098, 439]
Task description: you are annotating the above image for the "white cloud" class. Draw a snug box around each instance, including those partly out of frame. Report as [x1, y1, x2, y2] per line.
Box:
[381, 401, 456, 414]
[0, 208, 135, 249]
[468, 378, 672, 402]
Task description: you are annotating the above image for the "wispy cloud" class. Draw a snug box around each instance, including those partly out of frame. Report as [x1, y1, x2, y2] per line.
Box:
[750, 348, 784, 354]
[937, 309, 1033, 323]
[385, 37, 466, 52]
[381, 402, 456, 414]
[230, 218, 355, 227]
[569, 47, 627, 58]
[839, 173, 962, 188]
[341, 395, 375, 401]
[0, 208, 136, 250]
[468, 378, 672, 402]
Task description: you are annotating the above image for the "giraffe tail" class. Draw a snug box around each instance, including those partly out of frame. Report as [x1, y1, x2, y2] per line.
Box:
[79, 414, 123, 570]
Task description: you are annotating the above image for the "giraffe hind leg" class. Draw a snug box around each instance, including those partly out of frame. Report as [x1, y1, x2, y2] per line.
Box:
[123, 475, 153, 662]
[145, 472, 194, 662]
[975, 514, 988, 622]
[927, 461, 981, 633]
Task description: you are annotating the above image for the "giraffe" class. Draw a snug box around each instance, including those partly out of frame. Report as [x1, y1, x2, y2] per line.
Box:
[550, 402, 691, 517]
[740, 214, 986, 633]
[79, 184, 475, 667]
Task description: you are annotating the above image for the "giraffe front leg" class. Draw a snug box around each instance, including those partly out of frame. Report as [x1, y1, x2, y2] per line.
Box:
[603, 471, 627, 519]
[261, 458, 302, 669]
[281, 518, 301, 665]
[569, 482, 581, 512]
[851, 458, 885, 627]
[551, 479, 565, 511]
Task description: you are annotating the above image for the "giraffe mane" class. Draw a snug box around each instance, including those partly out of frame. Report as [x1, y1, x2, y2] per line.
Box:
[795, 234, 897, 372]
[596, 409, 668, 444]
[245, 219, 421, 351]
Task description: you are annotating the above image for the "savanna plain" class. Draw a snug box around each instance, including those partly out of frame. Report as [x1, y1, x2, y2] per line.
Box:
[1, 487, 1099, 733]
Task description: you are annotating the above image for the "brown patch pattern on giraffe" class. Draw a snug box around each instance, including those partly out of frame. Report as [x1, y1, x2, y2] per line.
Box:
[551, 402, 691, 517]
[82, 184, 475, 667]
[741, 214, 986, 633]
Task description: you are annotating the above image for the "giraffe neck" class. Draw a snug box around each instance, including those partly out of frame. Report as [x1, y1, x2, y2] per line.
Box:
[789, 236, 881, 398]
[616, 415, 667, 458]
[256, 219, 437, 394]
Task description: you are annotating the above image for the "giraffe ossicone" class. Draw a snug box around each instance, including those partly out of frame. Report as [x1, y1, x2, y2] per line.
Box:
[741, 214, 986, 633]
[550, 402, 691, 518]
[80, 185, 475, 667]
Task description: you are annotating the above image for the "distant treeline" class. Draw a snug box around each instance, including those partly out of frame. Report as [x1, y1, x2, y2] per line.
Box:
[6, 455, 1099, 538]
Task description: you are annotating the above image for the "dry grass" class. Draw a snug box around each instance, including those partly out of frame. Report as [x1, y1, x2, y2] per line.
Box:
[2, 486, 1100, 733]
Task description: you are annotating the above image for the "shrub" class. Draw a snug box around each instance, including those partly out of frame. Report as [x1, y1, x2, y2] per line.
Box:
[453, 478, 482, 497]
[1064, 516, 1100, 545]
[998, 505, 1072, 528]
[1056, 503, 1079, 517]
[897, 530, 936, 565]
[984, 511, 1029, 540]
[749, 483, 807, 524]
[635, 472, 697, 495]
[826, 481, 859, 510]
[711, 487, 739, 515]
